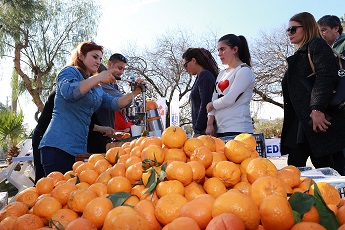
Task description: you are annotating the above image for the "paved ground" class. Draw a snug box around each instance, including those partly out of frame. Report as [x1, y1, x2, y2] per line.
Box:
[268, 155, 313, 170]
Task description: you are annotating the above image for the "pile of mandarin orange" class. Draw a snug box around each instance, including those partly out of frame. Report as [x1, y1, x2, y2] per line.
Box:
[0, 126, 344, 230]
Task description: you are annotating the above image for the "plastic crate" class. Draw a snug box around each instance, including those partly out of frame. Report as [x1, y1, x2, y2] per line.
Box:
[219, 133, 266, 158]
[75, 154, 92, 162]
[301, 167, 345, 197]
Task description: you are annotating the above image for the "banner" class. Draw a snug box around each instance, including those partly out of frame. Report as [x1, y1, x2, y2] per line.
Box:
[156, 97, 166, 130]
[265, 138, 281, 157]
[170, 92, 180, 126]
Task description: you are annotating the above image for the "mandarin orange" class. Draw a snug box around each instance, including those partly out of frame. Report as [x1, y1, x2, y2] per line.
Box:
[224, 140, 251, 163]
[212, 190, 260, 230]
[290, 222, 326, 230]
[190, 146, 213, 169]
[156, 180, 185, 198]
[164, 217, 200, 230]
[183, 138, 205, 157]
[12, 213, 44, 230]
[260, 194, 295, 230]
[134, 200, 162, 230]
[245, 158, 278, 184]
[166, 161, 193, 186]
[212, 160, 241, 187]
[205, 213, 245, 230]
[197, 135, 216, 152]
[250, 176, 287, 207]
[161, 126, 187, 148]
[67, 189, 97, 213]
[154, 193, 188, 226]
[82, 197, 114, 229]
[179, 194, 215, 229]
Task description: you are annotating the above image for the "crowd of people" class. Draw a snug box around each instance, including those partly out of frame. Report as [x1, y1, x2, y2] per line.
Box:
[32, 11, 345, 182]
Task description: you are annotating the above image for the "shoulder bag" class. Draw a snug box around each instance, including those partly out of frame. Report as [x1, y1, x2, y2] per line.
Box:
[304, 46, 345, 112]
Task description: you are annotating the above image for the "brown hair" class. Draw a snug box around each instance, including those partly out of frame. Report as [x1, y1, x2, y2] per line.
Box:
[69, 41, 104, 76]
[290, 12, 321, 48]
[182, 48, 219, 78]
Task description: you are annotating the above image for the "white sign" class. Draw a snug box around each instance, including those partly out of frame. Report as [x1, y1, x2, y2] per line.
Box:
[265, 138, 281, 157]
[156, 97, 166, 130]
[170, 93, 179, 126]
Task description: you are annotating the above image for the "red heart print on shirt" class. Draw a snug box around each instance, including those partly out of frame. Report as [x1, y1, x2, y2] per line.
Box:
[218, 80, 229, 92]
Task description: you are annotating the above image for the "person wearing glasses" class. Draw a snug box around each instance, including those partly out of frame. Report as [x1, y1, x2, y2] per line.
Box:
[206, 34, 255, 137]
[39, 41, 145, 175]
[317, 15, 345, 55]
[182, 48, 219, 137]
[87, 53, 131, 153]
[281, 12, 345, 175]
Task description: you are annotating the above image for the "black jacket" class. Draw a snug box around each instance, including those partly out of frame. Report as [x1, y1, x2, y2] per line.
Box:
[281, 37, 345, 157]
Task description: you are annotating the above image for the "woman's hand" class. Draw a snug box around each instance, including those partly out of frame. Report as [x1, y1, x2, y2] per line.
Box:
[95, 69, 118, 84]
[206, 102, 214, 113]
[309, 110, 331, 133]
[205, 125, 215, 136]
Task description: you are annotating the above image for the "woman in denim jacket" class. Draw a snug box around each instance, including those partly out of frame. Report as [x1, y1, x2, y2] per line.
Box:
[39, 41, 145, 175]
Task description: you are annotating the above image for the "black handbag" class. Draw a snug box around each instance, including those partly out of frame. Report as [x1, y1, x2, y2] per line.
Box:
[304, 46, 345, 111]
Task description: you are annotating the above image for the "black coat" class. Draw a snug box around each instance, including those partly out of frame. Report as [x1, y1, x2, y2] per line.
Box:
[281, 37, 345, 158]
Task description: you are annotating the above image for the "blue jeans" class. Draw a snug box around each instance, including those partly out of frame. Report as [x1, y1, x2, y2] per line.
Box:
[40, 147, 75, 176]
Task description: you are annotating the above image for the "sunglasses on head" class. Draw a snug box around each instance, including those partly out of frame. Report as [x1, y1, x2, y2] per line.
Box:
[286, 26, 303, 35]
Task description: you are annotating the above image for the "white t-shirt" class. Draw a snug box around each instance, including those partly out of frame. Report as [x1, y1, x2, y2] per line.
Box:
[209, 64, 255, 133]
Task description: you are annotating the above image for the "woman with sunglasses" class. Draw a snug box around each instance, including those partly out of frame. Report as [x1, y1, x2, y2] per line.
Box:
[281, 12, 345, 175]
[182, 48, 219, 137]
[39, 41, 145, 176]
[206, 34, 255, 137]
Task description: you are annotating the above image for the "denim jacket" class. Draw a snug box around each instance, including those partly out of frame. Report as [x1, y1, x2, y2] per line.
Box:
[39, 66, 119, 156]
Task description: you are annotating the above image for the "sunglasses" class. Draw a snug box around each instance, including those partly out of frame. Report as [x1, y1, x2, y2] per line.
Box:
[286, 26, 303, 35]
[183, 60, 191, 69]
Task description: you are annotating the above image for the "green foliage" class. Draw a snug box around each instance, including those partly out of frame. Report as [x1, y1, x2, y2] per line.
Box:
[0, 0, 101, 110]
[107, 192, 132, 208]
[141, 160, 167, 196]
[0, 109, 26, 152]
[0, 0, 44, 44]
[313, 182, 340, 229]
[288, 182, 340, 230]
[0, 102, 8, 112]
[254, 117, 283, 138]
[289, 192, 316, 216]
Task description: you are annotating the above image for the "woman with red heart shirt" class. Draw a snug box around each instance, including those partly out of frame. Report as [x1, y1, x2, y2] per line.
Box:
[206, 34, 255, 137]
[182, 48, 219, 137]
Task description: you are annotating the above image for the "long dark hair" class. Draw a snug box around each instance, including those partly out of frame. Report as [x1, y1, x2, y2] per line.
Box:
[218, 34, 251, 67]
[182, 48, 219, 77]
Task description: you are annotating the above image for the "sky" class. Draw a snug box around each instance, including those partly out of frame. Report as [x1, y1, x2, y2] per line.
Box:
[1, 0, 345, 131]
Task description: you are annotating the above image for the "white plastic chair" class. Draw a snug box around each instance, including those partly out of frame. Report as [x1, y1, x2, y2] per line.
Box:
[0, 139, 34, 192]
